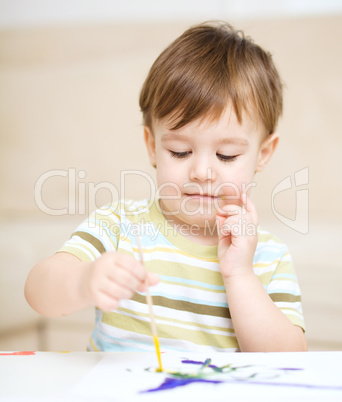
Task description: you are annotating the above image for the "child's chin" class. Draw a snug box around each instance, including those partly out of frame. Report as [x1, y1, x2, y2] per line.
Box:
[183, 213, 217, 228]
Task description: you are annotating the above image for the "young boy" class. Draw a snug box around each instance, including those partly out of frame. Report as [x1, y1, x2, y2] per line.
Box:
[25, 21, 306, 352]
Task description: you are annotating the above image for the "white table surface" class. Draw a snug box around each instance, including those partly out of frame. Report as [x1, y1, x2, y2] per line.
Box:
[1, 351, 342, 401]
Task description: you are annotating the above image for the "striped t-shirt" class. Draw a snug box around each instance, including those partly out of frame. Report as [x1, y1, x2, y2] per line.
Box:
[58, 199, 305, 353]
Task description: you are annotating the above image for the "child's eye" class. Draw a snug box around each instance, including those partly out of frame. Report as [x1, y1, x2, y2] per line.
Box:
[217, 153, 238, 162]
[169, 150, 191, 159]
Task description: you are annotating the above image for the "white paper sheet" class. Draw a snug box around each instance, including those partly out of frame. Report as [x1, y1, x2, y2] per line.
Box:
[71, 351, 342, 402]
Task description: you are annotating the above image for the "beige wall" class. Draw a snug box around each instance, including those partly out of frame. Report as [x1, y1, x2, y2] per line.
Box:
[1, 15, 341, 351]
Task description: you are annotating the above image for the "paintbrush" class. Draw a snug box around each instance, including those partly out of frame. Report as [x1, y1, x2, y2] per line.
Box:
[135, 235, 163, 372]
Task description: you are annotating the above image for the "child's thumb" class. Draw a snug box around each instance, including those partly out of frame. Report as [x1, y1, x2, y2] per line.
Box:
[146, 272, 159, 287]
[138, 272, 159, 292]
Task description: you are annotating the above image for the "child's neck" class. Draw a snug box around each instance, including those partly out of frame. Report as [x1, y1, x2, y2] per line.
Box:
[183, 229, 218, 246]
[162, 213, 219, 246]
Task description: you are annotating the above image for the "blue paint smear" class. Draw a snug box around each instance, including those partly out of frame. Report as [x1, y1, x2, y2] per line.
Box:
[181, 358, 220, 370]
[181, 358, 231, 372]
[141, 377, 223, 393]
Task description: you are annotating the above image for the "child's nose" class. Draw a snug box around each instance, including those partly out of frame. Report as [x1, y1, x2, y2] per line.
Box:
[188, 156, 216, 182]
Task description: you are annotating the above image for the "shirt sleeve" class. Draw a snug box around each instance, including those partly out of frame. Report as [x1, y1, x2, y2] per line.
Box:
[57, 203, 121, 262]
[266, 248, 305, 332]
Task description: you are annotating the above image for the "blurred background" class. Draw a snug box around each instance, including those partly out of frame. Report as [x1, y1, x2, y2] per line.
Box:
[0, 0, 341, 351]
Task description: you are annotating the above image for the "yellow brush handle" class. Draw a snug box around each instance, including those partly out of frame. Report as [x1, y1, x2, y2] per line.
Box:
[153, 335, 163, 372]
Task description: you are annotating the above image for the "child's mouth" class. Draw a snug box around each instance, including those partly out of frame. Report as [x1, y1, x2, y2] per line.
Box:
[184, 193, 222, 201]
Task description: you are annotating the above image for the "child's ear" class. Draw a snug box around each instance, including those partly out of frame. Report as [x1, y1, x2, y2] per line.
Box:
[144, 126, 157, 168]
[255, 133, 279, 172]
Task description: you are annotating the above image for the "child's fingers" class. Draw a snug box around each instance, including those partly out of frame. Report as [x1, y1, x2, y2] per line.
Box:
[104, 252, 159, 293]
[217, 194, 257, 219]
[216, 195, 258, 239]
[105, 281, 135, 300]
[108, 252, 147, 282]
[138, 275, 159, 292]
[97, 282, 134, 311]
[241, 192, 258, 225]
[109, 265, 143, 291]
[87, 276, 127, 311]
[96, 293, 120, 312]
[216, 204, 244, 236]
[215, 213, 231, 239]
[146, 272, 160, 286]
[216, 204, 243, 218]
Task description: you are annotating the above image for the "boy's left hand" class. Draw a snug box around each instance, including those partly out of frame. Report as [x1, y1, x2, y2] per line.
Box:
[216, 193, 258, 281]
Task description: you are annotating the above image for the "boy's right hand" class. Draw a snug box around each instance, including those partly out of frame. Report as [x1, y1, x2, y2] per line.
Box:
[81, 252, 159, 312]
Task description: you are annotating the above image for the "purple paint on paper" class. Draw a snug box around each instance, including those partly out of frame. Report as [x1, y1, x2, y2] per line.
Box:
[182, 359, 303, 373]
[140, 358, 342, 394]
[140, 358, 224, 393]
[181, 359, 215, 367]
[141, 377, 223, 393]
[181, 358, 221, 371]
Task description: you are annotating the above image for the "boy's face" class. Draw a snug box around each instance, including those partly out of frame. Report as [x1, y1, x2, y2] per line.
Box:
[144, 106, 278, 230]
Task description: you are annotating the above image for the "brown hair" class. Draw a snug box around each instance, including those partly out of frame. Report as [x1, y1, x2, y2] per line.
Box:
[139, 21, 283, 134]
